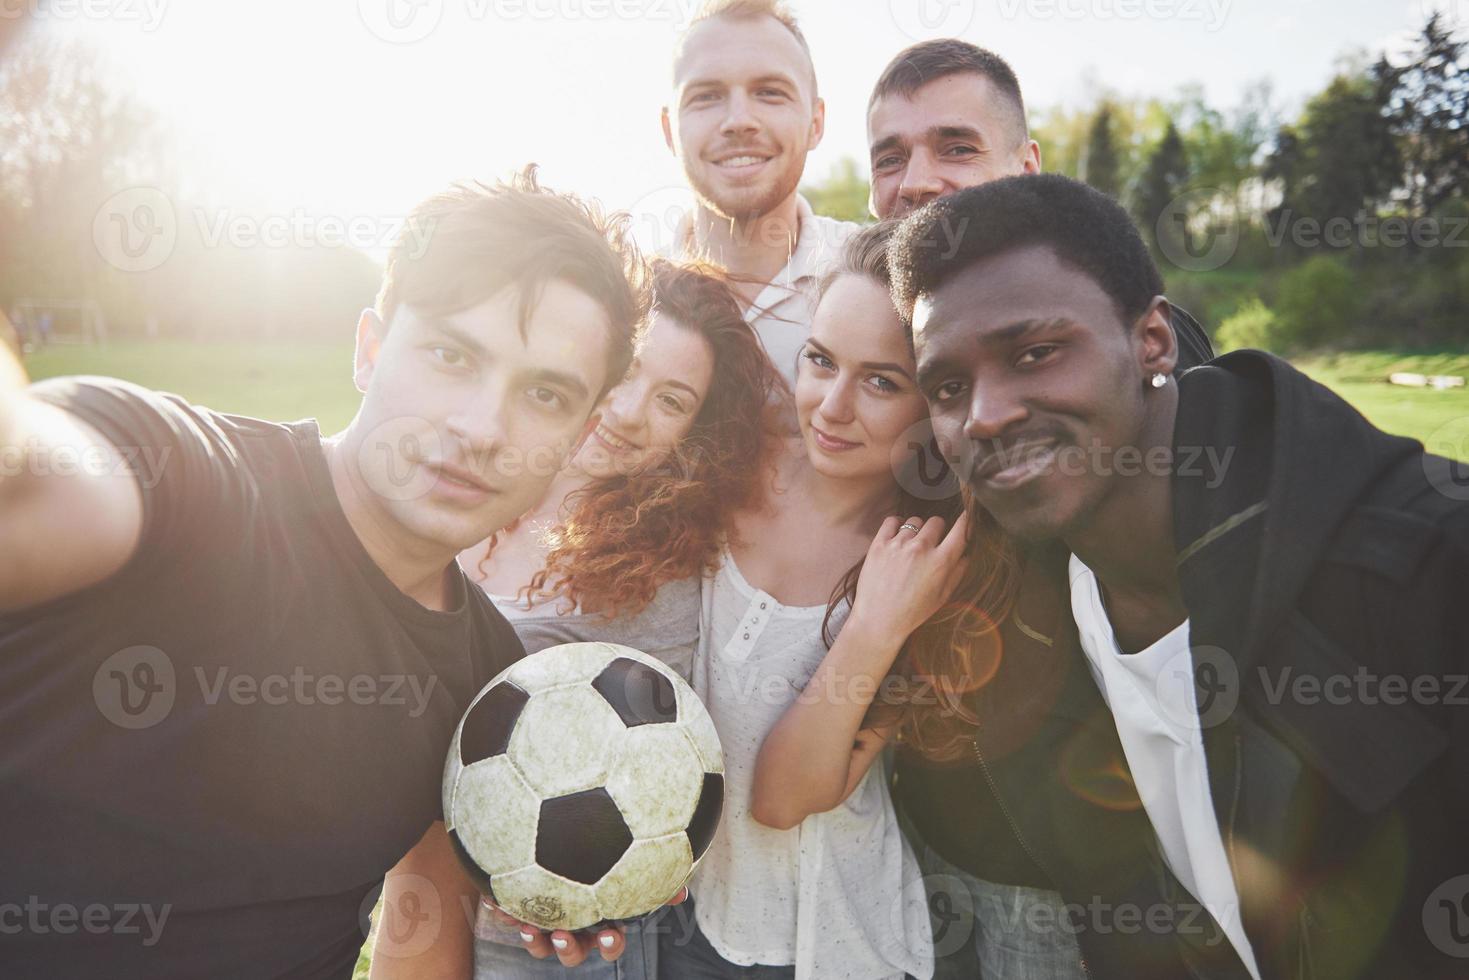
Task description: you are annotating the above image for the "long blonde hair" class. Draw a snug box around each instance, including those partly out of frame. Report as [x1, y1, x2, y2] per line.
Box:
[819, 223, 1021, 762]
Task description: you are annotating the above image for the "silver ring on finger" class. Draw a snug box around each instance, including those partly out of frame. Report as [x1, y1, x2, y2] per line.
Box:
[898, 522, 922, 534]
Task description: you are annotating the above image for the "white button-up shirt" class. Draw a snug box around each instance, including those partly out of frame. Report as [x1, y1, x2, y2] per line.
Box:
[668, 195, 859, 387]
[1069, 554, 1263, 980]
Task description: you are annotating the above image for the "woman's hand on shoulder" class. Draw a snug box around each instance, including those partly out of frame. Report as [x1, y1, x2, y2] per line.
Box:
[849, 511, 970, 647]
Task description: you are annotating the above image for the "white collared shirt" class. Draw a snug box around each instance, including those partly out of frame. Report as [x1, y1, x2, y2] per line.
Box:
[1068, 554, 1262, 980]
[668, 195, 859, 386]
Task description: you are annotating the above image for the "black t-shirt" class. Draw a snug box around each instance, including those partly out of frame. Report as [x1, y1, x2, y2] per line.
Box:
[0, 378, 524, 978]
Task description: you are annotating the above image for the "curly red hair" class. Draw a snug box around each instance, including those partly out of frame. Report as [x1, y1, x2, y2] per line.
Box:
[527, 259, 787, 617]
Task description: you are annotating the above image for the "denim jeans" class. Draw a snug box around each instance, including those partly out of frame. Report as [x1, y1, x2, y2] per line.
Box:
[472, 917, 657, 980]
[654, 899, 796, 980]
[911, 836, 1088, 980]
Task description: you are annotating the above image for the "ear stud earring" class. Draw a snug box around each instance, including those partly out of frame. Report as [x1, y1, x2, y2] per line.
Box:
[1149, 372, 1169, 389]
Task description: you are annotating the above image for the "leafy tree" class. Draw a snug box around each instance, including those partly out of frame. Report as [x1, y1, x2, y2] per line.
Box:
[1382, 13, 1468, 218]
[1133, 121, 1190, 256]
[1289, 72, 1400, 247]
[1083, 104, 1122, 198]
[800, 158, 872, 224]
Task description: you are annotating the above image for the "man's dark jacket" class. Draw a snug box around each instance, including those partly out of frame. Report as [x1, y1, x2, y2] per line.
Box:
[949, 351, 1469, 979]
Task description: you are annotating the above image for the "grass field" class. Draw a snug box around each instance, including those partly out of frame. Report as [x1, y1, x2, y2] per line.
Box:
[25, 341, 364, 435]
[23, 341, 1469, 461]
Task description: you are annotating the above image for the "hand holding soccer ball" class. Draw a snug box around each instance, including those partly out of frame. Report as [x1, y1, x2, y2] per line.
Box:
[443, 643, 724, 934]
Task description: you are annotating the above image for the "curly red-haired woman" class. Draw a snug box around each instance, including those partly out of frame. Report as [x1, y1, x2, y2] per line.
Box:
[458, 258, 785, 979]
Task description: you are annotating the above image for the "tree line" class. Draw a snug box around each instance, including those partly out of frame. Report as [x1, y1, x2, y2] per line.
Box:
[803, 13, 1468, 351]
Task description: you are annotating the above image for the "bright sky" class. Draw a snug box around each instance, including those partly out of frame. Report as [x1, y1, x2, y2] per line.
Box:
[30, 0, 1452, 251]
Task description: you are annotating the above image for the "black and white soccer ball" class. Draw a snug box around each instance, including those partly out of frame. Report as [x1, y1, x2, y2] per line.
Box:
[443, 642, 724, 932]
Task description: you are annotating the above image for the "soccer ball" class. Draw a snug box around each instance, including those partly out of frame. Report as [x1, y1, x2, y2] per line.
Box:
[443, 642, 724, 932]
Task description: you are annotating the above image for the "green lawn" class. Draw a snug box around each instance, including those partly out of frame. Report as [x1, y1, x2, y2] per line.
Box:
[1293, 350, 1469, 463]
[22, 341, 1469, 461]
[25, 340, 362, 435]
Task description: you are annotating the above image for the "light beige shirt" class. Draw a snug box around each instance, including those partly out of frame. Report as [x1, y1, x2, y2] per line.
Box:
[669, 195, 859, 387]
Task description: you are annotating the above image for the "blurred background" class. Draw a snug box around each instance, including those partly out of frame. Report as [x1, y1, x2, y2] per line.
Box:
[1, 0, 1465, 459]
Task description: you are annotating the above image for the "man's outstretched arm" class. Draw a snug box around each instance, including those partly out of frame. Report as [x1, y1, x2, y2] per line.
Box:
[0, 343, 142, 611]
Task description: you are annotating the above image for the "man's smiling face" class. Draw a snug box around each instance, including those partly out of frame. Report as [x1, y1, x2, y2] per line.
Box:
[913, 245, 1154, 543]
[663, 14, 823, 223]
[867, 72, 1037, 220]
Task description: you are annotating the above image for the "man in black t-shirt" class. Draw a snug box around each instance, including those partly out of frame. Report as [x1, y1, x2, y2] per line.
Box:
[0, 168, 650, 978]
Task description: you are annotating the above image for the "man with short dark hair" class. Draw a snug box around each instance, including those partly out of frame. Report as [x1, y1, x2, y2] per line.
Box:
[867, 38, 1040, 221]
[0, 168, 651, 978]
[661, 0, 856, 384]
[865, 38, 1215, 370]
[889, 173, 1469, 979]
[871, 41, 1213, 979]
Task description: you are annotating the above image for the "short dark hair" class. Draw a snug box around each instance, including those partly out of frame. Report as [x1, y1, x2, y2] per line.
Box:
[376, 164, 649, 393]
[888, 173, 1165, 327]
[869, 39, 1027, 139]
